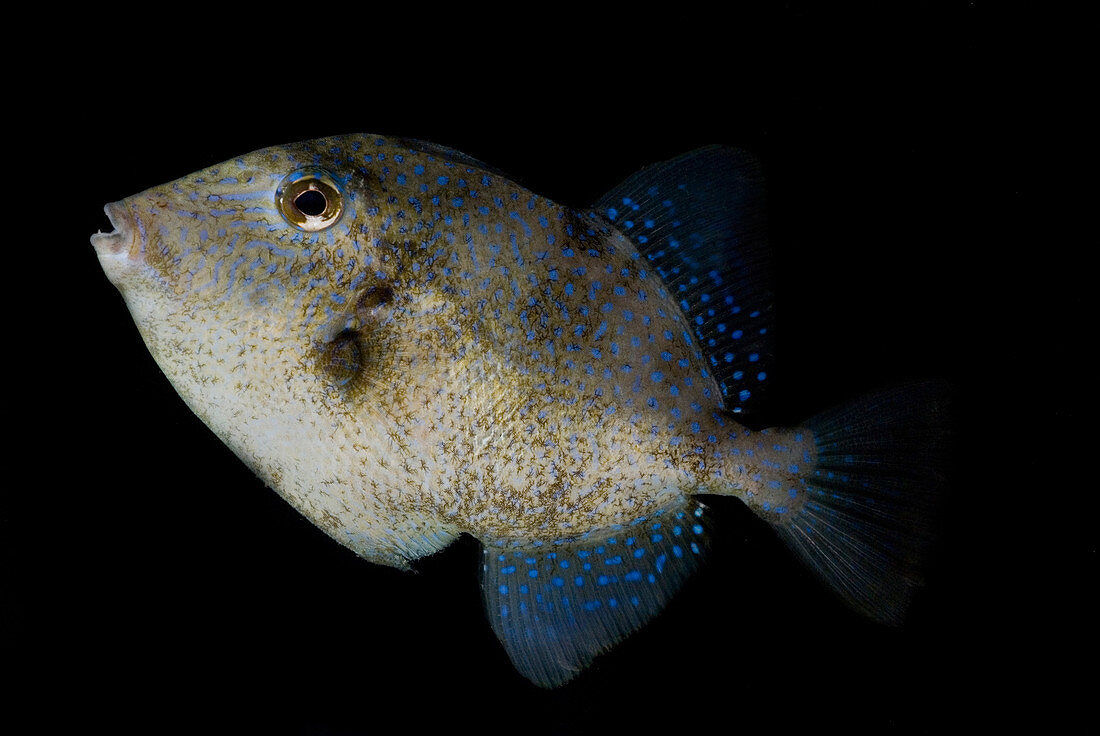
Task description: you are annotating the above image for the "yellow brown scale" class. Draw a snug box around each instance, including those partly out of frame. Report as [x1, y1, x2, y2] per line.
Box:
[94, 134, 809, 566]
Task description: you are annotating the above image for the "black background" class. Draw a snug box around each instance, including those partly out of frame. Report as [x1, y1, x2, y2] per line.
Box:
[6, 4, 1092, 734]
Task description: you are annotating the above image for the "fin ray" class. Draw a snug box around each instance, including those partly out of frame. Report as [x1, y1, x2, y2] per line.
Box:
[595, 147, 774, 416]
[480, 500, 711, 687]
[771, 383, 951, 623]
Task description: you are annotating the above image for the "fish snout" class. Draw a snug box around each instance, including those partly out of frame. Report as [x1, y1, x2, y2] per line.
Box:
[91, 201, 136, 257]
[91, 201, 146, 287]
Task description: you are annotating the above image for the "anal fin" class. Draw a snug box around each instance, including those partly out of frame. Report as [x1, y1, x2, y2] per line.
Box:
[480, 501, 710, 688]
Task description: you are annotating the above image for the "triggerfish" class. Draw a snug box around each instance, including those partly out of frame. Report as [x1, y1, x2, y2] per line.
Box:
[91, 135, 946, 686]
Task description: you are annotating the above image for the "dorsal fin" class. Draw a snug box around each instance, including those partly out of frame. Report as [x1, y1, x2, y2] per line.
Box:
[595, 147, 773, 417]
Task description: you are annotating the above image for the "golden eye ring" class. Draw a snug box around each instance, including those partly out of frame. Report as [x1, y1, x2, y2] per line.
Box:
[276, 168, 344, 231]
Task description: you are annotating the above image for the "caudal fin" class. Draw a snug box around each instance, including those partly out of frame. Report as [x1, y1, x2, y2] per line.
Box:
[770, 383, 951, 624]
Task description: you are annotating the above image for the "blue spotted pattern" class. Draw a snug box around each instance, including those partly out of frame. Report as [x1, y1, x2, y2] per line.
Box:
[97, 134, 949, 690]
[597, 148, 773, 415]
[482, 502, 710, 687]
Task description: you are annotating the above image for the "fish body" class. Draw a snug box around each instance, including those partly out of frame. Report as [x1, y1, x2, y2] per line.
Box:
[92, 134, 944, 685]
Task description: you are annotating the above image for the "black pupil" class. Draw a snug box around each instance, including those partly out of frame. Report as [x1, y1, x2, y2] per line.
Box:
[295, 188, 328, 216]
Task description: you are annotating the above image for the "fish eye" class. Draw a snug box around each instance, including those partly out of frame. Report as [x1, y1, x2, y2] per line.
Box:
[276, 168, 344, 231]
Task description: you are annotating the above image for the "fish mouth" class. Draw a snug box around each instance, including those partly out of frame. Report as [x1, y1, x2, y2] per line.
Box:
[90, 201, 136, 258]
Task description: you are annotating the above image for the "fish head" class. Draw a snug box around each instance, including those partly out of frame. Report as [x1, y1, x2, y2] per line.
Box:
[91, 138, 383, 349]
[90, 135, 452, 568]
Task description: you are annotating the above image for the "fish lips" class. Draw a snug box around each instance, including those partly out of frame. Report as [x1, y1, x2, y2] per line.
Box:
[91, 201, 141, 283]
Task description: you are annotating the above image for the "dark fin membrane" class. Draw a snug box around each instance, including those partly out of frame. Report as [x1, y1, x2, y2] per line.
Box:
[595, 147, 773, 417]
[772, 383, 951, 624]
[481, 500, 711, 688]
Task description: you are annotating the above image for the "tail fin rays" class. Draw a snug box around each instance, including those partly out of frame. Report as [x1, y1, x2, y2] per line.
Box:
[771, 383, 951, 624]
